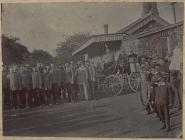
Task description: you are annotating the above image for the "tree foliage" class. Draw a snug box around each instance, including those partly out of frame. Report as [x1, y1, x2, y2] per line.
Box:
[2, 32, 91, 66]
[2, 35, 29, 65]
[28, 49, 53, 66]
[2, 35, 53, 66]
[56, 32, 91, 64]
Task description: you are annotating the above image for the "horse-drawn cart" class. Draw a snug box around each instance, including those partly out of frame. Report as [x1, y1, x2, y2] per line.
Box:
[97, 52, 148, 107]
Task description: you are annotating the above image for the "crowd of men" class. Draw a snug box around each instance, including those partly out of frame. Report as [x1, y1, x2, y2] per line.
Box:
[2, 46, 183, 132]
[3, 60, 100, 110]
[139, 47, 182, 132]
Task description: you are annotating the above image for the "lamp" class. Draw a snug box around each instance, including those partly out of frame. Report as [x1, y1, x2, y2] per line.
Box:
[128, 50, 137, 63]
[128, 50, 138, 73]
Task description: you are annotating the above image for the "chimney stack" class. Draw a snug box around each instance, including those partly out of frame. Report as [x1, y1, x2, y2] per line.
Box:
[171, 2, 177, 23]
[103, 24, 108, 34]
[142, 2, 159, 17]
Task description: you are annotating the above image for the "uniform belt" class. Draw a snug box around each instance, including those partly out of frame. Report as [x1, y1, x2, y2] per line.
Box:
[154, 82, 166, 86]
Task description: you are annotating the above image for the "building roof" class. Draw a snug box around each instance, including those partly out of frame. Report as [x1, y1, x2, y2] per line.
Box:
[72, 12, 171, 56]
[136, 21, 183, 39]
[72, 33, 125, 56]
[117, 12, 170, 34]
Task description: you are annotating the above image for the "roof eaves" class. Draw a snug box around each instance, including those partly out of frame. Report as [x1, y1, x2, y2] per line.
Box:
[137, 21, 183, 38]
[72, 33, 126, 56]
[117, 12, 153, 33]
[117, 12, 171, 34]
[151, 14, 170, 26]
[72, 37, 95, 56]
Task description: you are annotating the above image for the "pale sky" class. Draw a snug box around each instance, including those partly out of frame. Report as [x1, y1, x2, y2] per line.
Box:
[2, 2, 184, 56]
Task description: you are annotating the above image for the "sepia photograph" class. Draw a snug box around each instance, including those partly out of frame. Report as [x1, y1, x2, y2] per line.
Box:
[1, 1, 183, 138]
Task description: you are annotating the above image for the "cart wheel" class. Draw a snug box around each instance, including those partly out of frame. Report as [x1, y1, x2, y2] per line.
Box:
[111, 75, 123, 96]
[128, 72, 141, 93]
[103, 75, 115, 96]
[102, 74, 123, 96]
[120, 74, 130, 92]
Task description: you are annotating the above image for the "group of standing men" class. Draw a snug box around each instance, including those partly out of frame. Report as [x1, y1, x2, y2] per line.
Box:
[3, 60, 97, 110]
[140, 47, 182, 132]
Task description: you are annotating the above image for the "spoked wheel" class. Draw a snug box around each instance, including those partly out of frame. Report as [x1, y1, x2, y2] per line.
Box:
[128, 72, 141, 93]
[103, 75, 115, 96]
[111, 75, 123, 96]
[103, 74, 123, 96]
[119, 74, 130, 92]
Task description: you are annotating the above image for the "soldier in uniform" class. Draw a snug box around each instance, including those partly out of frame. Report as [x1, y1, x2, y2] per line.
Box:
[151, 63, 170, 131]
[87, 60, 96, 100]
[3, 65, 10, 109]
[32, 64, 43, 107]
[9, 65, 22, 109]
[27, 65, 34, 107]
[20, 65, 32, 108]
[70, 61, 76, 101]
[73, 63, 79, 101]
[83, 62, 90, 100]
[43, 66, 52, 105]
[40, 63, 46, 106]
[65, 62, 75, 102]
[147, 59, 160, 114]
[58, 65, 66, 100]
[50, 64, 61, 104]
[140, 57, 152, 113]
[77, 61, 89, 100]
[168, 47, 182, 109]
[117, 50, 128, 73]
[57, 65, 64, 102]
[77, 61, 85, 100]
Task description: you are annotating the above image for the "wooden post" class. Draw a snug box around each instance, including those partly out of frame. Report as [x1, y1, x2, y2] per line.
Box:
[166, 36, 171, 56]
[171, 2, 177, 24]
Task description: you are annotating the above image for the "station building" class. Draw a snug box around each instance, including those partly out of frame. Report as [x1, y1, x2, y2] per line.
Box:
[72, 3, 183, 65]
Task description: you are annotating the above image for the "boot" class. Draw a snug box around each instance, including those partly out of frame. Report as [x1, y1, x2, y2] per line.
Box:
[160, 122, 166, 129]
[166, 122, 171, 132]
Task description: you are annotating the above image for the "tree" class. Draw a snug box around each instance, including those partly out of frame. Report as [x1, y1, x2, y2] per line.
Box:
[2, 35, 29, 65]
[56, 32, 91, 64]
[28, 49, 53, 66]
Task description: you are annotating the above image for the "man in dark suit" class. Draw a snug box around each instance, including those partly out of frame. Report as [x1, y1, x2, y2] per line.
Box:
[151, 63, 170, 131]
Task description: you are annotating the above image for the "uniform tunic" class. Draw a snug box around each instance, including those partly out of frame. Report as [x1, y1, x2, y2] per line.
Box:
[32, 70, 43, 89]
[50, 68, 63, 86]
[82, 66, 89, 100]
[3, 70, 9, 90]
[77, 66, 89, 100]
[20, 69, 32, 90]
[43, 72, 52, 90]
[169, 47, 182, 71]
[140, 62, 150, 102]
[87, 64, 96, 82]
[60, 68, 65, 85]
[65, 67, 73, 84]
[88, 64, 96, 99]
[9, 70, 21, 91]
